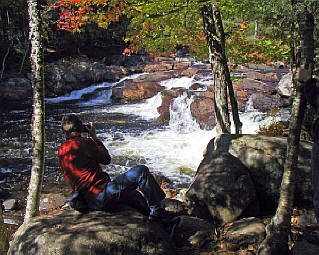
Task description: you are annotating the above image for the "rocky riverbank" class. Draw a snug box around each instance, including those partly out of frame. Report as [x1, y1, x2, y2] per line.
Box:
[4, 135, 319, 255]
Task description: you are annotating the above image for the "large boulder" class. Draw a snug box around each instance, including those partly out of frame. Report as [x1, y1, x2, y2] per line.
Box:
[133, 71, 181, 83]
[112, 80, 165, 102]
[212, 135, 313, 211]
[250, 92, 290, 112]
[277, 72, 293, 97]
[45, 59, 125, 97]
[190, 96, 216, 130]
[223, 217, 265, 251]
[143, 62, 174, 73]
[246, 70, 279, 83]
[185, 151, 256, 225]
[8, 207, 176, 255]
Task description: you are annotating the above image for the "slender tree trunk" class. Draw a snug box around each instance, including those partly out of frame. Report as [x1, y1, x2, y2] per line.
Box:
[24, 0, 45, 222]
[201, 3, 242, 134]
[254, 20, 259, 38]
[0, 206, 9, 254]
[257, 5, 314, 255]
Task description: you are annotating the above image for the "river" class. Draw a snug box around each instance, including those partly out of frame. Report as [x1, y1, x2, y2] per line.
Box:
[0, 69, 291, 202]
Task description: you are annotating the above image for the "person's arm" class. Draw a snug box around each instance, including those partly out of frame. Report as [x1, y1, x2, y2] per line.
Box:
[86, 123, 111, 165]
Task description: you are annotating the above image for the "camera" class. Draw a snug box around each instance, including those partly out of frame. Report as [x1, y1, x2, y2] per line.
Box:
[82, 124, 91, 133]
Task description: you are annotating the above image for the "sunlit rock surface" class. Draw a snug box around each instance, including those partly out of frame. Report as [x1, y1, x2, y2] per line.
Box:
[8, 206, 175, 255]
[211, 135, 313, 211]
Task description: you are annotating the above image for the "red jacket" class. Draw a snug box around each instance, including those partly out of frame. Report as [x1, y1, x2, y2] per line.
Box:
[58, 136, 111, 198]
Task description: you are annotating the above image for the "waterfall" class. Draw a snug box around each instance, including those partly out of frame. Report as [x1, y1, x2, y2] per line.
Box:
[169, 93, 200, 133]
[105, 92, 162, 120]
[245, 96, 255, 112]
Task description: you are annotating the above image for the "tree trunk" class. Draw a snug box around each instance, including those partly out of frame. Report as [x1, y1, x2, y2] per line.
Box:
[254, 20, 259, 38]
[257, 5, 314, 255]
[0, 206, 9, 254]
[201, 4, 242, 134]
[24, 0, 45, 222]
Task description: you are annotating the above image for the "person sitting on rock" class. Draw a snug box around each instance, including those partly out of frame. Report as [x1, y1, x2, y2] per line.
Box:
[58, 114, 170, 221]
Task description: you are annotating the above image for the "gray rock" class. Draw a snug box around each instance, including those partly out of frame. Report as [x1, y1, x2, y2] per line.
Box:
[161, 199, 187, 216]
[224, 217, 265, 250]
[172, 215, 215, 247]
[292, 240, 319, 255]
[39, 193, 67, 211]
[250, 92, 290, 112]
[8, 206, 176, 255]
[277, 72, 293, 97]
[294, 210, 317, 226]
[3, 199, 18, 211]
[212, 134, 313, 211]
[185, 151, 256, 224]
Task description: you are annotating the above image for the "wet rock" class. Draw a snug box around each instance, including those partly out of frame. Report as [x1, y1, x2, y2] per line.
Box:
[172, 215, 215, 247]
[39, 193, 67, 211]
[157, 88, 186, 123]
[239, 78, 274, 93]
[45, 59, 126, 97]
[292, 240, 319, 255]
[189, 83, 206, 90]
[213, 135, 313, 211]
[133, 71, 180, 83]
[143, 62, 174, 73]
[223, 217, 265, 251]
[153, 173, 173, 187]
[161, 199, 187, 216]
[193, 69, 212, 81]
[250, 92, 290, 112]
[2, 199, 18, 211]
[235, 89, 249, 112]
[190, 96, 216, 130]
[154, 56, 172, 62]
[185, 151, 256, 224]
[0, 78, 32, 101]
[277, 72, 293, 97]
[246, 70, 279, 82]
[8, 206, 175, 255]
[173, 62, 192, 70]
[112, 80, 165, 102]
[180, 68, 199, 77]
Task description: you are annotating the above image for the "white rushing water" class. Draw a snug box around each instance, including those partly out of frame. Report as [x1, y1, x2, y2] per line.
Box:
[46, 73, 291, 185]
[104, 92, 162, 120]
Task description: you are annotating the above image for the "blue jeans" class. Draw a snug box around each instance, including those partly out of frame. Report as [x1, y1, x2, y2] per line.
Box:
[86, 165, 166, 215]
[312, 143, 319, 221]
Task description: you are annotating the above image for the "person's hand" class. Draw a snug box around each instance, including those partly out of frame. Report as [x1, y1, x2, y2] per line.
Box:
[88, 122, 98, 140]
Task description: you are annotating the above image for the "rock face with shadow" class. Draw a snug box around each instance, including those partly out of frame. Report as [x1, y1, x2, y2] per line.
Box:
[185, 151, 256, 225]
[206, 135, 313, 212]
[8, 206, 176, 255]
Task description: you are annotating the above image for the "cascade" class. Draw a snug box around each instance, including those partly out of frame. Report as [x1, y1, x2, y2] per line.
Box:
[169, 93, 200, 133]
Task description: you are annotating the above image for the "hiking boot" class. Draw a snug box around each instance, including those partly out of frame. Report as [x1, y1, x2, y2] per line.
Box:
[148, 208, 174, 222]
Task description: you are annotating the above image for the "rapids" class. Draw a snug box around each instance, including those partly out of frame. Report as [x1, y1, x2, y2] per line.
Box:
[0, 71, 291, 194]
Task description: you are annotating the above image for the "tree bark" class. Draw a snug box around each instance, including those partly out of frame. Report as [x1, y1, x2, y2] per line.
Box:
[201, 3, 242, 134]
[257, 5, 314, 255]
[0, 206, 9, 254]
[24, 0, 45, 222]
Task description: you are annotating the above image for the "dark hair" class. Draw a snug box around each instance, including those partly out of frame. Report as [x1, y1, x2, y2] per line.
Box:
[61, 114, 83, 137]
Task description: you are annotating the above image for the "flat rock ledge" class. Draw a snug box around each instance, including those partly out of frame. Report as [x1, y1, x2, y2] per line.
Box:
[8, 206, 176, 255]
